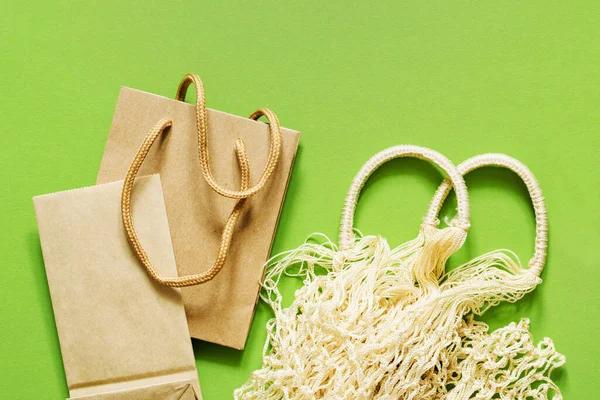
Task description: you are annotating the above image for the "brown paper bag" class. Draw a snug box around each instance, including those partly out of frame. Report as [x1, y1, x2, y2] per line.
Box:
[33, 175, 202, 400]
[96, 84, 301, 349]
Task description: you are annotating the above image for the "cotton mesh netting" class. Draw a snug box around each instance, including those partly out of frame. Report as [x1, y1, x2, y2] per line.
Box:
[235, 228, 564, 399]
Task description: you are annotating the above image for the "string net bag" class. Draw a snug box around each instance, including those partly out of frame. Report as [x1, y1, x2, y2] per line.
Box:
[235, 145, 471, 399]
[235, 150, 565, 399]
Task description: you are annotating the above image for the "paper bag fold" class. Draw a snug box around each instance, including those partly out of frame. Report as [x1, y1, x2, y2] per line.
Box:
[68, 379, 199, 400]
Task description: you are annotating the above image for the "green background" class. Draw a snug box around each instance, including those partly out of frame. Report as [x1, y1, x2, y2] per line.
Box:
[1, 1, 598, 398]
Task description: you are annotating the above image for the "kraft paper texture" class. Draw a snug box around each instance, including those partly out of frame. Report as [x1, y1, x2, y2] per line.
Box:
[96, 87, 301, 349]
[33, 175, 202, 399]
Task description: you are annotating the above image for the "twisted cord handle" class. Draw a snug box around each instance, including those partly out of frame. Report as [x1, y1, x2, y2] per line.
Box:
[176, 73, 282, 199]
[121, 118, 251, 287]
[425, 153, 547, 276]
[121, 74, 284, 287]
[339, 145, 470, 251]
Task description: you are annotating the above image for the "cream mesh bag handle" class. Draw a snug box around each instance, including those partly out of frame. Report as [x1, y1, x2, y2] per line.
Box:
[426, 153, 547, 276]
[339, 145, 471, 250]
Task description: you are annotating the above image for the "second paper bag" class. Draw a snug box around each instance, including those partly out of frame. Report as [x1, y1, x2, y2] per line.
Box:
[34, 175, 202, 400]
[97, 76, 301, 349]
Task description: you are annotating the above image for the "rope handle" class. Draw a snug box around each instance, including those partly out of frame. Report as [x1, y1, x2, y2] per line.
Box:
[176, 74, 283, 200]
[121, 118, 251, 287]
[121, 73, 284, 287]
[425, 153, 547, 276]
[338, 145, 471, 250]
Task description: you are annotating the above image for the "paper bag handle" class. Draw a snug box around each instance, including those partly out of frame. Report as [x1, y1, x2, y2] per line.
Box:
[338, 145, 471, 250]
[121, 118, 252, 287]
[176, 73, 282, 200]
[425, 153, 548, 276]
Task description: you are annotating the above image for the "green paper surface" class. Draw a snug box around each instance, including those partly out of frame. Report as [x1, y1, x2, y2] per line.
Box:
[1, 1, 598, 398]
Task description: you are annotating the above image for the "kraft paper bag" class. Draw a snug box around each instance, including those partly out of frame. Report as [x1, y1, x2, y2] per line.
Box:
[96, 84, 301, 349]
[33, 175, 202, 400]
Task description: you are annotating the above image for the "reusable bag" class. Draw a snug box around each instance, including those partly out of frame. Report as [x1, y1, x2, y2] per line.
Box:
[97, 74, 301, 349]
[236, 149, 564, 399]
[33, 175, 201, 400]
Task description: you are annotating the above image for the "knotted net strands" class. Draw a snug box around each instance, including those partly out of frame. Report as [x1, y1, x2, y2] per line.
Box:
[235, 150, 564, 399]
